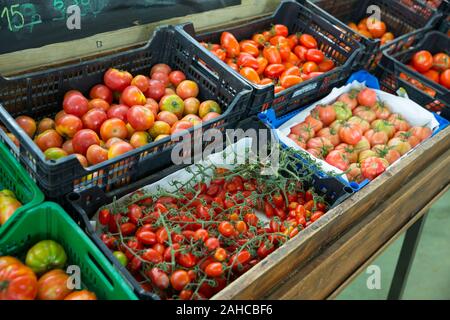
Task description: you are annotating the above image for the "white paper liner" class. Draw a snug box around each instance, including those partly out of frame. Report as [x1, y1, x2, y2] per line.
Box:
[275, 80, 440, 181]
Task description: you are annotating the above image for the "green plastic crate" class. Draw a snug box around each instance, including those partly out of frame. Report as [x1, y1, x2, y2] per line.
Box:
[0, 140, 44, 234]
[0, 202, 137, 300]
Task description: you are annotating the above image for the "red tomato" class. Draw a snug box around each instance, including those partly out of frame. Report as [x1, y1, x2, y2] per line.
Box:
[271, 24, 289, 37]
[177, 252, 196, 268]
[0, 257, 37, 300]
[237, 53, 260, 70]
[148, 268, 170, 290]
[366, 18, 386, 38]
[299, 34, 318, 49]
[361, 157, 388, 180]
[423, 69, 440, 83]
[318, 59, 335, 72]
[98, 209, 111, 225]
[104, 68, 133, 92]
[64, 290, 97, 300]
[264, 64, 286, 79]
[37, 269, 72, 300]
[214, 248, 228, 262]
[302, 61, 319, 74]
[412, 50, 433, 73]
[357, 88, 377, 107]
[432, 53, 449, 72]
[304, 114, 323, 133]
[240, 67, 260, 84]
[287, 34, 298, 49]
[440, 69, 450, 89]
[280, 75, 302, 88]
[306, 49, 325, 63]
[339, 122, 363, 145]
[90, 84, 113, 104]
[205, 262, 224, 277]
[263, 45, 282, 64]
[170, 270, 190, 291]
[218, 221, 235, 237]
[312, 104, 336, 126]
[221, 32, 240, 58]
[142, 248, 163, 264]
[325, 150, 350, 171]
[229, 250, 252, 271]
[294, 45, 308, 61]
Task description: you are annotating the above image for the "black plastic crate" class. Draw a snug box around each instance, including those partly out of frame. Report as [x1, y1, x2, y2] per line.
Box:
[66, 144, 354, 300]
[0, 26, 252, 200]
[176, 0, 362, 119]
[378, 31, 449, 120]
[308, 0, 444, 70]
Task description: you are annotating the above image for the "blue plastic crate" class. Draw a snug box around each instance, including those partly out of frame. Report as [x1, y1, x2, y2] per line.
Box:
[259, 70, 449, 191]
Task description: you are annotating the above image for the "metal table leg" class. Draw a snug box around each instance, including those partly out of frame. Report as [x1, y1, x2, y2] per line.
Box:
[387, 214, 427, 300]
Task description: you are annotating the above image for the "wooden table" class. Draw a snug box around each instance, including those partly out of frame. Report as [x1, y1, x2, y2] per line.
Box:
[213, 126, 450, 300]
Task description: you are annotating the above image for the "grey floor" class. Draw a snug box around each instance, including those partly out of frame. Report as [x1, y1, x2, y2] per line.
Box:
[336, 190, 450, 300]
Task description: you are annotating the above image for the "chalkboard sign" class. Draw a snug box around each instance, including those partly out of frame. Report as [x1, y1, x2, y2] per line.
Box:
[0, 0, 241, 54]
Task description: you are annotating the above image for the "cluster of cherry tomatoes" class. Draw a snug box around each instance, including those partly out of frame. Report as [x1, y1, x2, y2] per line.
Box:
[200, 24, 335, 94]
[400, 50, 450, 98]
[0, 240, 96, 300]
[288, 87, 432, 182]
[97, 166, 328, 300]
[10, 64, 221, 167]
[348, 17, 394, 45]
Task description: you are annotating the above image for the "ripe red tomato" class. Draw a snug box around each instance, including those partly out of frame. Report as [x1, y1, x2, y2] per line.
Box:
[366, 18, 386, 38]
[220, 32, 240, 58]
[304, 114, 323, 133]
[357, 88, 377, 107]
[412, 50, 433, 73]
[423, 69, 440, 83]
[240, 67, 260, 84]
[339, 122, 363, 145]
[82, 108, 107, 133]
[100, 118, 128, 141]
[237, 53, 259, 70]
[214, 248, 227, 262]
[280, 75, 302, 89]
[104, 68, 133, 92]
[64, 290, 97, 300]
[318, 59, 335, 72]
[312, 104, 336, 126]
[0, 257, 38, 300]
[218, 221, 235, 237]
[37, 269, 73, 300]
[229, 250, 251, 271]
[299, 34, 317, 49]
[90, 84, 113, 104]
[127, 105, 155, 131]
[302, 61, 319, 74]
[440, 69, 450, 89]
[63, 91, 89, 118]
[264, 64, 286, 79]
[205, 262, 224, 277]
[72, 129, 100, 155]
[325, 150, 350, 171]
[263, 45, 282, 64]
[98, 209, 111, 225]
[361, 157, 388, 180]
[148, 268, 169, 290]
[271, 24, 289, 37]
[240, 40, 259, 57]
[306, 49, 325, 63]
[170, 270, 190, 291]
[142, 248, 163, 264]
[432, 53, 449, 72]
